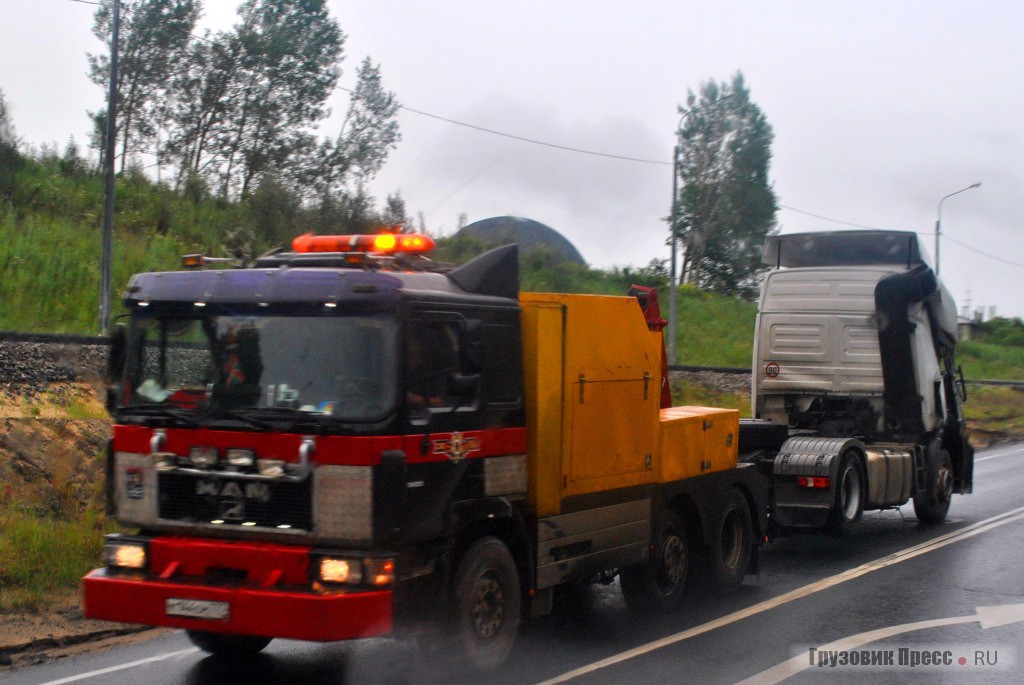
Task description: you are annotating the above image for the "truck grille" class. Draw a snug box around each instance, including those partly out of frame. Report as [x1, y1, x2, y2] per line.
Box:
[158, 472, 312, 530]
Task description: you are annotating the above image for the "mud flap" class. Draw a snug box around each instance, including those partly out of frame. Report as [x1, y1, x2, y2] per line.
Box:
[771, 437, 863, 529]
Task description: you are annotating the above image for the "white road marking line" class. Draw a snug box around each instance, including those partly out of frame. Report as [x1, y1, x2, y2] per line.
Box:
[534, 505, 1024, 685]
[735, 604, 1024, 685]
[35, 647, 198, 685]
[977, 447, 1024, 462]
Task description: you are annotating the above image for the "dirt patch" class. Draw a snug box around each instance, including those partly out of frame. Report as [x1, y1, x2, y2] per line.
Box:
[0, 590, 160, 669]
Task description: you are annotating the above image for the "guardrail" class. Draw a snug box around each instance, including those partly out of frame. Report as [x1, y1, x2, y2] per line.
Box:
[0, 331, 111, 346]
[667, 364, 1023, 387]
[3, 331, 1022, 387]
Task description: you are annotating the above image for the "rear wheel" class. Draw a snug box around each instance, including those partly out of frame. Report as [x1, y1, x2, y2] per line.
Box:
[707, 490, 753, 592]
[620, 510, 689, 613]
[186, 630, 272, 658]
[826, 452, 864, 536]
[914, 448, 954, 524]
[451, 536, 521, 671]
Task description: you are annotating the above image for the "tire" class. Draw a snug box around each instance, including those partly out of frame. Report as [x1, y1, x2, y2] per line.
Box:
[620, 510, 689, 613]
[186, 630, 272, 658]
[451, 536, 521, 671]
[825, 452, 864, 536]
[914, 448, 954, 524]
[707, 490, 753, 592]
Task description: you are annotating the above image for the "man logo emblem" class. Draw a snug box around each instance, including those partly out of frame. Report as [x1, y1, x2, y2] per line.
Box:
[433, 432, 481, 462]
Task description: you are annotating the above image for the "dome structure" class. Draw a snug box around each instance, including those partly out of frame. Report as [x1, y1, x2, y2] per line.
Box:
[455, 216, 586, 266]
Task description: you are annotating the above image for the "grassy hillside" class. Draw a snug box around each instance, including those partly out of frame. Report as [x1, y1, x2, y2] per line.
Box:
[1, 150, 1021, 382]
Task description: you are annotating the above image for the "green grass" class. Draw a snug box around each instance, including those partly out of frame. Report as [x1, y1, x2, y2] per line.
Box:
[958, 340, 1024, 381]
[963, 384, 1024, 436]
[670, 378, 751, 417]
[0, 506, 117, 611]
[672, 285, 758, 367]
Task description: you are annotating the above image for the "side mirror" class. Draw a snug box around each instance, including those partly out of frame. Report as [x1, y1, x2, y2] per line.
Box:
[107, 323, 128, 384]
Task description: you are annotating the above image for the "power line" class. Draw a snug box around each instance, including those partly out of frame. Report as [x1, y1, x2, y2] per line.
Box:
[334, 85, 671, 166]
[943, 233, 1024, 269]
[779, 204, 898, 231]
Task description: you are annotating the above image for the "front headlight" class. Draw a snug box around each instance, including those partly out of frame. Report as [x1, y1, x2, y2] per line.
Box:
[104, 538, 148, 570]
[226, 449, 255, 467]
[319, 557, 363, 585]
[315, 555, 395, 586]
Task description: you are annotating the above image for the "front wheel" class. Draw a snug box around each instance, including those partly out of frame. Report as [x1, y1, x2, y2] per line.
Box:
[451, 536, 522, 671]
[914, 448, 953, 524]
[620, 510, 689, 613]
[186, 630, 272, 658]
[826, 452, 864, 536]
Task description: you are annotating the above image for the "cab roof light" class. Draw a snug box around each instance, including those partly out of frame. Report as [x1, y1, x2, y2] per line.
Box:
[182, 254, 241, 268]
[292, 231, 436, 255]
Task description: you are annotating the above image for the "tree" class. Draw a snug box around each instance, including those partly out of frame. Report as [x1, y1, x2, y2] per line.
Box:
[674, 72, 778, 299]
[381, 192, 410, 229]
[89, 0, 201, 173]
[302, 57, 400, 229]
[0, 89, 22, 199]
[163, 30, 243, 187]
[212, 0, 344, 197]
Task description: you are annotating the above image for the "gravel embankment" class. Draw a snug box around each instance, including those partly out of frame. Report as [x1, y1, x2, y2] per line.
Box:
[670, 369, 751, 396]
[0, 341, 107, 395]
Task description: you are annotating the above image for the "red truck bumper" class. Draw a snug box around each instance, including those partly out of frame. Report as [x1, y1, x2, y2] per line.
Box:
[83, 569, 393, 641]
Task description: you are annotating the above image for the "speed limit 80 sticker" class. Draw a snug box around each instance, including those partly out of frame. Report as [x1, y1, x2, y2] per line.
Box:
[764, 362, 780, 378]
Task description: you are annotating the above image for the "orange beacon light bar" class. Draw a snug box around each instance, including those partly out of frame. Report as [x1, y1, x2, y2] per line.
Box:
[292, 233, 436, 254]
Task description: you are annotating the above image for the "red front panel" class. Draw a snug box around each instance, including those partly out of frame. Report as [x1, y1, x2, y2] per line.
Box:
[83, 569, 392, 641]
[83, 536, 392, 641]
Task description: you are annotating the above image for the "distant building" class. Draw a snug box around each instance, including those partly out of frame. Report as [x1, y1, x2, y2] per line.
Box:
[455, 216, 587, 266]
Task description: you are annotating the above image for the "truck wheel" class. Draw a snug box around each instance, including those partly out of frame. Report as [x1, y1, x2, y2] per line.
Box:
[185, 630, 272, 658]
[707, 490, 753, 592]
[452, 536, 521, 671]
[913, 449, 953, 524]
[826, 452, 864, 536]
[620, 511, 689, 613]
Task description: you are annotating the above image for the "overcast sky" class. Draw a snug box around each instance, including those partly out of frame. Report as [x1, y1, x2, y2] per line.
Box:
[2, 0, 1022, 317]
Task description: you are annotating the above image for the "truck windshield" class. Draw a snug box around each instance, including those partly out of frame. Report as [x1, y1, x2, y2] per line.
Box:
[122, 312, 398, 422]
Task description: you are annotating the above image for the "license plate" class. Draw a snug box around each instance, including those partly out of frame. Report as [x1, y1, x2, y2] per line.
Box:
[166, 598, 230, 621]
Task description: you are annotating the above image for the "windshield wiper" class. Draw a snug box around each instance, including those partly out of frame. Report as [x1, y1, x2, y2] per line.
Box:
[197, 407, 277, 431]
[119, 403, 196, 427]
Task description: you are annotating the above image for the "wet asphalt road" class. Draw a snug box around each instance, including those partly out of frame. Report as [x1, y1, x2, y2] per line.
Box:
[6, 442, 1023, 685]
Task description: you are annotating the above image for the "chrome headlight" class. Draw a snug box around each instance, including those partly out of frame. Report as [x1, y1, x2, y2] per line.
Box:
[189, 446, 218, 468]
[226, 448, 255, 467]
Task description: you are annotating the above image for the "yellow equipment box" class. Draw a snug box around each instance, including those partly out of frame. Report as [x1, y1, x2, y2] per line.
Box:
[658, 406, 739, 482]
[520, 293, 738, 518]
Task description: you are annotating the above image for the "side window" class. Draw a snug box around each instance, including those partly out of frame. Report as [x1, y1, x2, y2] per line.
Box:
[405, 316, 477, 420]
[481, 322, 522, 406]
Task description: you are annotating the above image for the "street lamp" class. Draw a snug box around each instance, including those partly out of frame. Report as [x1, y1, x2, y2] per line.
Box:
[935, 182, 981, 276]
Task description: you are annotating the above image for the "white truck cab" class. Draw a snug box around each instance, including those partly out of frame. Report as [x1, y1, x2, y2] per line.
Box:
[750, 230, 973, 533]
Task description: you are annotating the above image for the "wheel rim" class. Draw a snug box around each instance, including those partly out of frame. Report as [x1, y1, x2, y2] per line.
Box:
[840, 465, 861, 521]
[657, 533, 686, 591]
[470, 573, 504, 640]
[720, 510, 743, 571]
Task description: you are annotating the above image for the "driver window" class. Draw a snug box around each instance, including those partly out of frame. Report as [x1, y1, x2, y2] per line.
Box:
[405, 319, 461, 418]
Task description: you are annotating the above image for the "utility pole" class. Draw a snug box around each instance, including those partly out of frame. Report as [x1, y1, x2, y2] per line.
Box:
[667, 94, 733, 363]
[99, 0, 120, 336]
